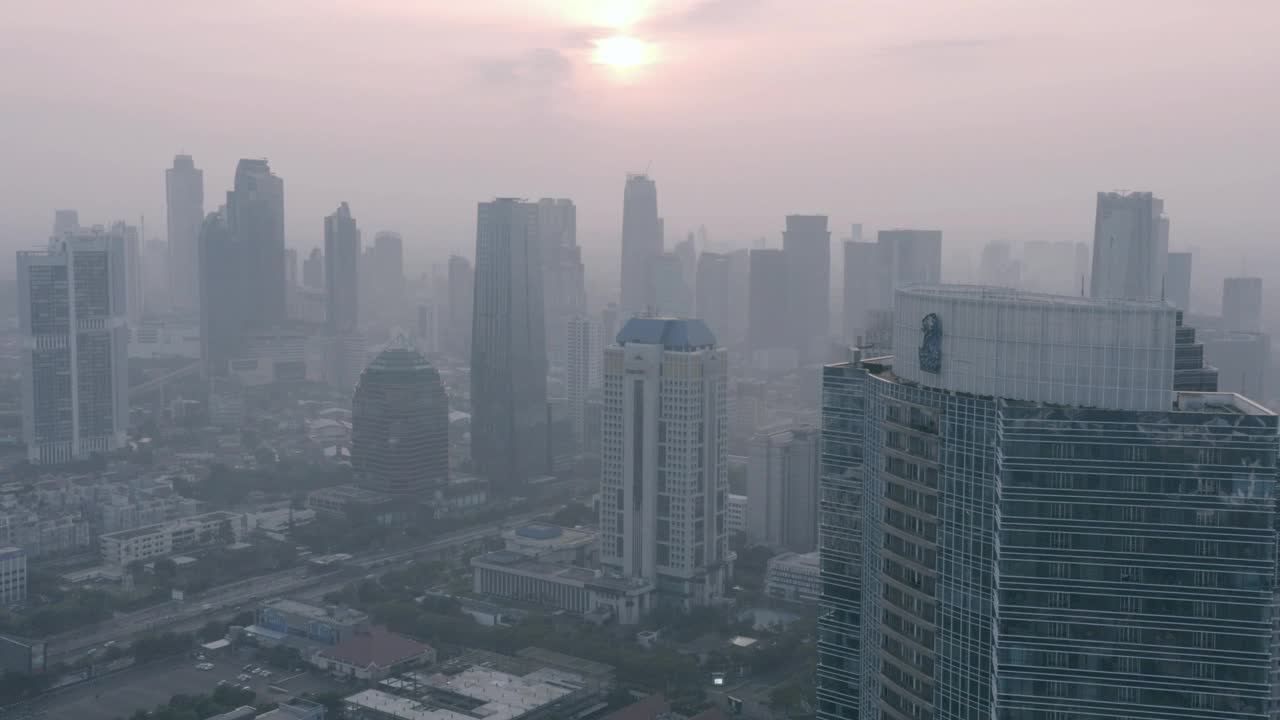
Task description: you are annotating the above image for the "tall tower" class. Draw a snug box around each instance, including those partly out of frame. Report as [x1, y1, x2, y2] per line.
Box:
[351, 338, 449, 496]
[694, 251, 732, 344]
[1222, 276, 1263, 332]
[18, 230, 130, 464]
[537, 198, 583, 366]
[1090, 191, 1167, 300]
[470, 199, 548, 492]
[447, 255, 474, 360]
[324, 202, 360, 335]
[302, 248, 324, 289]
[600, 318, 731, 612]
[817, 285, 1280, 720]
[747, 249, 787, 353]
[620, 174, 661, 317]
[746, 425, 819, 552]
[782, 214, 831, 356]
[165, 154, 204, 317]
[198, 208, 241, 378]
[1166, 251, 1193, 311]
[226, 159, 286, 327]
[565, 315, 600, 448]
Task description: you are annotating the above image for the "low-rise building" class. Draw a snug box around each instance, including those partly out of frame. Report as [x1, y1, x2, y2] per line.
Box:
[763, 551, 820, 604]
[0, 547, 27, 606]
[501, 523, 596, 565]
[99, 511, 247, 568]
[307, 485, 403, 525]
[258, 597, 369, 646]
[256, 700, 326, 719]
[314, 625, 435, 681]
[471, 550, 653, 625]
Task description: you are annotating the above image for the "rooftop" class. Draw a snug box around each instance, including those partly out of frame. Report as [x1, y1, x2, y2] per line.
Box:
[897, 284, 1171, 310]
[262, 597, 369, 625]
[345, 658, 586, 720]
[317, 625, 431, 669]
[616, 318, 717, 351]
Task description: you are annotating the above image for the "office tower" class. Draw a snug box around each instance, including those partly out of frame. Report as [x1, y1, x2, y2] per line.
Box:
[1090, 191, 1167, 300]
[746, 425, 819, 552]
[302, 247, 324, 289]
[416, 303, 440, 354]
[18, 230, 129, 464]
[816, 285, 1280, 720]
[1203, 329, 1269, 401]
[748, 249, 788, 352]
[1174, 311, 1219, 392]
[471, 199, 548, 491]
[447, 255, 474, 360]
[1223, 276, 1263, 332]
[324, 202, 360, 335]
[843, 240, 880, 345]
[878, 229, 942, 304]
[601, 303, 620, 345]
[977, 240, 1020, 287]
[165, 154, 203, 316]
[537, 199, 584, 365]
[600, 318, 730, 612]
[674, 233, 697, 290]
[726, 249, 751, 345]
[621, 174, 662, 316]
[650, 253, 692, 317]
[565, 315, 600, 448]
[782, 215, 831, 356]
[198, 209, 237, 377]
[142, 236, 169, 313]
[351, 337, 449, 496]
[284, 247, 297, 289]
[695, 252, 732, 343]
[362, 231, 406, 331]
[1023, 240, 1089, 295]
[226, 158, 286, 327]
[112, 221, 144, 327]
[1166, 251, 1192, 310]
[52, 209, 80, 239]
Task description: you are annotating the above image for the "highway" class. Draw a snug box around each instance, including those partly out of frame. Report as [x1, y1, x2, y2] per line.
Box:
[46, 508, 550, 663]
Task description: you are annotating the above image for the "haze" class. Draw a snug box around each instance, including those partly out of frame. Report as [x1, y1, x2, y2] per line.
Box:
[2, 0, 1277, 282]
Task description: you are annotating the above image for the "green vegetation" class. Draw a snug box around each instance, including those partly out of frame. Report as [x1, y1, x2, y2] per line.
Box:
[177, 461, 352, 507]
[118, 684, 255, 720]
[141, 539, 298, 595]
[0, 573, 167, 638]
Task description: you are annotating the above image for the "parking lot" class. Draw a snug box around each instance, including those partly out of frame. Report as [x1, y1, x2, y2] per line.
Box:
[28, 656, 349, 720]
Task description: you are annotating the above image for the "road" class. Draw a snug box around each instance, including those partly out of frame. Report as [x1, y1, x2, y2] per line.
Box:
[46, 506, 551, 663]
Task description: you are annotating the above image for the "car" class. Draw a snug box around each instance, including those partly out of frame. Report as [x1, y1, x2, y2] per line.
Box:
[217, 680, 229, 687]
[240, 684, 252, 692]
[237, 674, 250, 681]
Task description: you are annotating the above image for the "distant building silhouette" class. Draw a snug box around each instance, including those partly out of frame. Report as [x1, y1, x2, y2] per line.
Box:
[782, 214, 831, 358]
[746, 425, 818, 552]
[226, 159, 286, 327]
[620, 174, 662, 317]
[447, 255, 474, 360]
[537, 199, 584, 367]
[324, 202, 360, 335]
[1222, 276, 1263, 332]
[470, 199, 548, 492]
[165, 155, 203, 317]
[747, 248, 788, 357]
[694, 251, 732, 344]
[1166, 251, 1192, 311]
[302, 247, 324, 289]
[1090, 191, 1167, 300]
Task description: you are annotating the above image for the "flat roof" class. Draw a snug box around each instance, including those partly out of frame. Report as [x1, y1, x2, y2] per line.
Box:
[262, 597, 368, 624]
[898, 283, 1171, 310]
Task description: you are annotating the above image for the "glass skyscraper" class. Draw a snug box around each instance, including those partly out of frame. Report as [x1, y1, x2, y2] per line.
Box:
[818, 285, 1280, 720]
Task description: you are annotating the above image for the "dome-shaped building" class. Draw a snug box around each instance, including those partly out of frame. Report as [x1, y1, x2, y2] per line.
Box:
[351, 336, 449, 496]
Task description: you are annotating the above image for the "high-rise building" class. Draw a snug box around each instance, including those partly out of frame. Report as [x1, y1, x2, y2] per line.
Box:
[198, 208, 240, 377]
[601, 318, 731, 612]
[977, 240, 1020, 287]
[843, 240, 881, 345]
[1166, 251, 1192, 311]
[620, 174, 662, 317]
[695, 251, 732, 344]
[565, 315, 600, 448]
[52, 209, 80, 239]
[537, 199, 584, 366]
[352, 337, 449, 496]
[746, 425, 819, 552]
[650, 253, 692, 317]
[447, 255, 474, 360]
[1222, 276, 1263, 332]
[748, 249, 788, 352]
[674, 233, 697, 292]
[165, 154, 203, 316]
[361, 231, 406, 332]
[1174, 310, 1219, 392]
[878, 229, 942, 305]
[844, 230, 943, 348]
[601, 303, 620, 345]
[817, 285, 1280, 720]
[1023, 240, 1090, 295]
[726, 249, 751, 346]
[18, 230, 130, 464]
[471, 199, 548, 492]
[324, 202, 360, 335]
[302, 247, 324, 289]
[112, 221, 144, 327]
[226, 159, 286, 327]
[1090, 191, 1167, 300]
[1202, 329, 1269, 402]
[782, 215, 831, 356]
[284, 247, 298, 289]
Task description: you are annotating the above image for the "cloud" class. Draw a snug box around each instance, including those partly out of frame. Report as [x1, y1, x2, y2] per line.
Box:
[473, 47, 573, 88]
[644, 0, 769, 33]
[874, 35, 1013, 57]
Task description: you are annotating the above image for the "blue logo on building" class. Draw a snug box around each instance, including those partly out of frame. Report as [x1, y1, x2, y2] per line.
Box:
[919, 313, 942, 374]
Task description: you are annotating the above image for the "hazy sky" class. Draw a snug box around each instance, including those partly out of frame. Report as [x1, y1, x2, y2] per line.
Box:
[3, 0, 1278, 278]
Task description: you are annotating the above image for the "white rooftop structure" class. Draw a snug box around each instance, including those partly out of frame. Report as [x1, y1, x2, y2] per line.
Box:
[344, 664, 585, 720]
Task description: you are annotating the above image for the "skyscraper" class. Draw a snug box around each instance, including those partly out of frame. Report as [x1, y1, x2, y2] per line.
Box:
[746, 425, 819, 552]
[198, 208, 241, 377]
[782, 214, 831, 355]
[726, 249, 751, 346]
[324, 202, 360, 335]
[226, 159, 286, 327]
[302, 247, 324, 289]
[1090, 190, 1167, 300]
[1166, 250, 1192, 310]
[351, 337, 450, 496]
[52, 209, 80, 239]
[165, 154, 203, 316]
[600, 318, 731, 612]
[471, 199, 548, 492]
[361, 230, 405, 331]
[1222, 276, 1263, 332]
[447, 255, 474, 359]
[18, 230, 129, 464]
[620, 174, 662, 317]
[878, 229, 942, 305]
[650, 253, 692, 317]
[284, 247, 298, 289]
[112, 220, 144, 327]
[748, 249, 788, 353]
[537, 199, 584, 366]
[817, 285, 1280, 720]
[565, 315, 600, 448]
[843, 239, 881, 345]
[695, 251, 732, 343]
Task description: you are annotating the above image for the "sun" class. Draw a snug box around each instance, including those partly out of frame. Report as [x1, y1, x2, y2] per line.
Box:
[594, 36, 652, 69]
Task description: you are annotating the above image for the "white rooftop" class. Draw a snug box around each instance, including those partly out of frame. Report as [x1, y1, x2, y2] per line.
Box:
[345, 665, 583, 720]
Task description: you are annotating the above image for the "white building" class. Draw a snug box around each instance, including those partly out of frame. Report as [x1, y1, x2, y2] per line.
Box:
[471, 550, 653, 625]
[764, 551, 819, 604]
[0, 547, 27, 606]
[565, 315, 601, 448]
[99, 511, 247, 568]
[600, 318, 732, 612]
[18, 230, 131, 464]
[746, 425, 819, 552]
[727, 493, 747, 535]
[1090, 191, 1167, 301]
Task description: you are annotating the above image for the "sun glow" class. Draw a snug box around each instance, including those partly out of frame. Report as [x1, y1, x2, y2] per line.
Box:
[594, 35, 652, 69]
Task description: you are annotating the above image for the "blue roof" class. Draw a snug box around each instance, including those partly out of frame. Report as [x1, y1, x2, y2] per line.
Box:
[616, 318, 717, 350]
